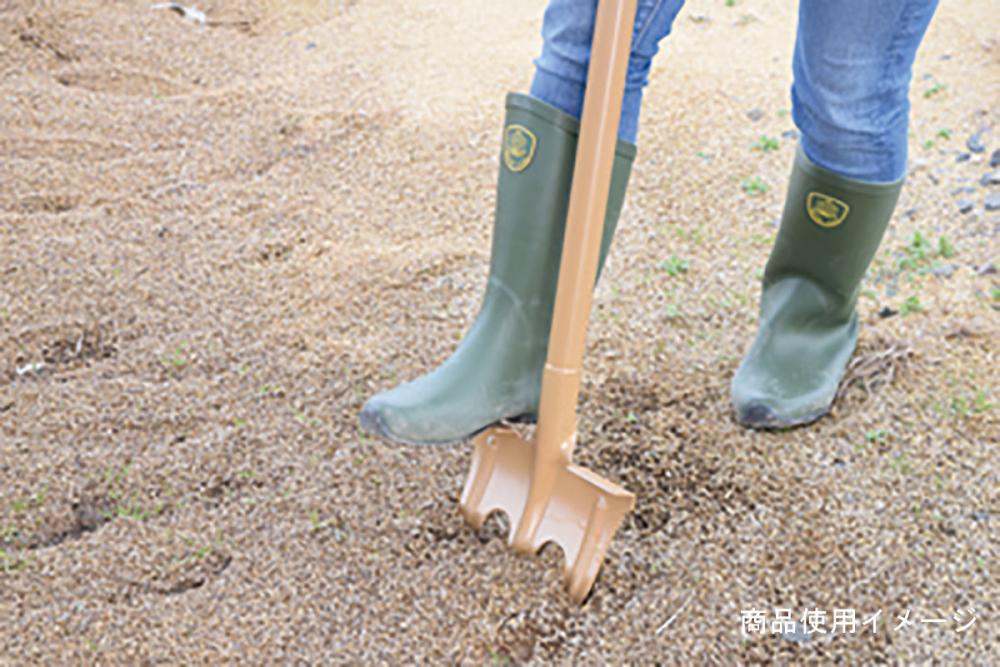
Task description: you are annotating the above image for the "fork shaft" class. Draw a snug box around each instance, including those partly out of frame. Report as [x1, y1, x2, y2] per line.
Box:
[512, 0, 637, 551]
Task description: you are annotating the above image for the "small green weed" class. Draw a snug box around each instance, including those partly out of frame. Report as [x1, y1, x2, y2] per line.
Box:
[923, 82, 945, 98]
[662, 303, 683, 319]
[753, 135, 779, 152]
[855, 428, 887, 453]
[0, 548, 26, 573]
[888, 453, 912, 475]
[659, 256, 689, 277]
[899, 231, 932, 269]
[900, 295, 924, 316]
[741, 176, 768, 196]
[12, 485, 48, 513]
[951, 391, 993, 417]
[160, 343, 188, 371]
[937, 235, 956, 258]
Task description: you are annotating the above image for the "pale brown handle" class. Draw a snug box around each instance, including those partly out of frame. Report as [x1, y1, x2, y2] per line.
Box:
[534, 0, 637, 464]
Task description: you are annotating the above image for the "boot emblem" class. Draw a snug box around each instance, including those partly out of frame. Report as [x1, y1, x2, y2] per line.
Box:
[503, 124, 537, 173]
[806, 191, 850, 228]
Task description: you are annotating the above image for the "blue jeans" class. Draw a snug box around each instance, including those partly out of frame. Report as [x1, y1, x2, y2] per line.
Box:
[530, 0, 939, 182]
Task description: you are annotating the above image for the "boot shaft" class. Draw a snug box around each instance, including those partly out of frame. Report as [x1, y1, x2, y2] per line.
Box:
[488, 93, 636, 303]
[765, 148, 904, 319]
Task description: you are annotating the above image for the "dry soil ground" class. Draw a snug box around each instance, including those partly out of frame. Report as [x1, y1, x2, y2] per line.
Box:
[1, 0, 998, 663]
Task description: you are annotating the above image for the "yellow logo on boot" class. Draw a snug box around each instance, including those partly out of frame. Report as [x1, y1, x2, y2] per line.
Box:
[503, 124, 537, 173]
[806, 192, 850, 228]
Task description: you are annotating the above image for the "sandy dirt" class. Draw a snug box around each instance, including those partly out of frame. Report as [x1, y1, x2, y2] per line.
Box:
[1, 0, 998, 662]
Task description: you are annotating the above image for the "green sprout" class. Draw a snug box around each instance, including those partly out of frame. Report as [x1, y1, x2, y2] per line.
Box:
[662, 303, 683, 319]
[898, 230, 932, 270]
[937, 235, 956, 258]
[659, 256, 690, 277]
[923, 82, 946, 98]
[753, 135, 779, 152]
[741, 176, 768, 196]
[900, 295, 924, 316]
[160, 343, 188, 371]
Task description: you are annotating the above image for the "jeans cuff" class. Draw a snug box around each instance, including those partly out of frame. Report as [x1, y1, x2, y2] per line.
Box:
[529, 67, 585, 123]
[529, 67, 643, 144]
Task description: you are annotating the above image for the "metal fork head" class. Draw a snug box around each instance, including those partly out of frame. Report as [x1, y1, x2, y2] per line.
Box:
[459, 426, 634, 602]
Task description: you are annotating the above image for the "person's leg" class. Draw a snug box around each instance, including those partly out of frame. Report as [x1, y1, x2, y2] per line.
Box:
[530, 0, 686, 143]
[732, 0, 939, 428]
[361, 95, 635, 445]
[793, 0, 939, 181]
[361, 0, 681, 446]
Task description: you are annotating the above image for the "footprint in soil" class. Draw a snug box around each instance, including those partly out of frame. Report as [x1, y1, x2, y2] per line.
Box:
[5, 495, 115, 551]
[13, 193, 78, 214]
[152, 550, 232, 596]
[6, 325, 118, 384]
[16, 15, 78, 62]
[55, 70, 190, 97]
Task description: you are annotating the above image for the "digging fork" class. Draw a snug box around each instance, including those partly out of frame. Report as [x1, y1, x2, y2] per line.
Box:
[459, 0, 637, 603]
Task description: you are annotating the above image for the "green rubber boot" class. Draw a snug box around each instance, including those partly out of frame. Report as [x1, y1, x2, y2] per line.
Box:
[732, 147, 904, 429]
[360, 93, 636, 445]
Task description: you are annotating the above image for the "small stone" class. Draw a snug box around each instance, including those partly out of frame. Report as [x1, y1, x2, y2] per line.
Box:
[930, 264, 955, 277]
[957, 199, 974, 214]
[903, 207, 919, 219]
[985, 192, 1000, 211]
[746, 108, 764, 122]
[938, 521, 957, 537]
[991, 148, 1000, 168]
[781, 129, 799, 140]
[980, 171, 1000, 186]
[306, 41, 317, 50]
[976, 262, 997, 275]
[15, 361, 46, 377]
[952, 186, 975, 195]
[781, 623, 812, 643]
[878, 306, 898, 318]
[955, 152, 971, 163]
[971, 510, 990, 522]
[967, 131, 987, 153]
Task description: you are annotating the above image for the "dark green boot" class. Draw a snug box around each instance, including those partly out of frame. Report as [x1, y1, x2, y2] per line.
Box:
[360, 93, 635, 445]
[732, 147, 904, 428]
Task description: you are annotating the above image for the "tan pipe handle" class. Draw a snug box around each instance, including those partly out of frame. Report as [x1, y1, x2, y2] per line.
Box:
[533, 0, 637, 466]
